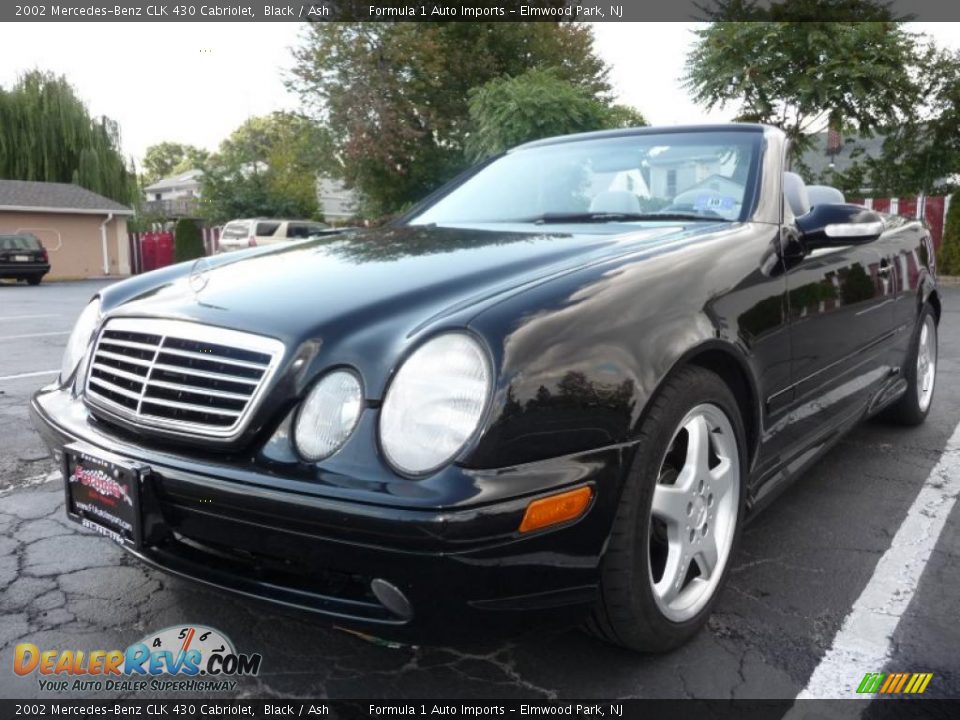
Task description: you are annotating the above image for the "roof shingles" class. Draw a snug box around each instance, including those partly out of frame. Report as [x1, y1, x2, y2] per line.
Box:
[0, 179, 133, 215]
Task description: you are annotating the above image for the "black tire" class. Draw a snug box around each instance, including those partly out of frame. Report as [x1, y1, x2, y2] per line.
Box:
[586, 365, 747, 652]
[882, 304, 938, 426]
[26, 276, 42, 286]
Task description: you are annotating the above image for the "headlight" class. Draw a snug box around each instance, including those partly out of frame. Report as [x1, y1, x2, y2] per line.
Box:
[380, 333, 491, 476]
[60, 299, 102, 384]
[294, 370, 364, 461]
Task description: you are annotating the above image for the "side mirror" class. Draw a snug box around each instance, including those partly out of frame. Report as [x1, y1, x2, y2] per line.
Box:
[796, 204, 884, 249]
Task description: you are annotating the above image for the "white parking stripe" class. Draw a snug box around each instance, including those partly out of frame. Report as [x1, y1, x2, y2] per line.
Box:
[0, 369, 59, 381]
[0, 331, 69, 340]
[792, 419, 960, 701]
[0, 314, 60, 321]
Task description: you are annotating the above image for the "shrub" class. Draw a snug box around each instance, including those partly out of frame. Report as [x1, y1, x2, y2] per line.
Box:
[938, 194, 960, 276]
[173, 218, 204, 263]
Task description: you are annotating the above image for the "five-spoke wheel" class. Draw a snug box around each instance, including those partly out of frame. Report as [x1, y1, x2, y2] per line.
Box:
[587, 365, 745, 652]
[649, 404, 739, 622]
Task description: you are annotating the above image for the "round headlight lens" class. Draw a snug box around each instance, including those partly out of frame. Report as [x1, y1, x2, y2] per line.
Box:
[294, 370, 364, 461]
[380, 333, 491, 476]
[60, 299, 102, 384]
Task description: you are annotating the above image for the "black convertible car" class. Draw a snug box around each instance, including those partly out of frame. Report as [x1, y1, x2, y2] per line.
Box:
[32, 124, 939, 651]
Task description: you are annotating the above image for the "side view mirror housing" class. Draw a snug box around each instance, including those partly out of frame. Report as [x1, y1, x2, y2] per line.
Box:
[796, 204, 885, 249]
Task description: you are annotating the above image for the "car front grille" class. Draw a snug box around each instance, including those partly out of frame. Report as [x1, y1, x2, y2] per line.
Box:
[84, 318, 284, 440]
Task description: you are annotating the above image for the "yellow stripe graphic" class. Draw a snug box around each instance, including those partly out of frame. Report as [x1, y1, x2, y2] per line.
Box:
[862, 671, 933, 694]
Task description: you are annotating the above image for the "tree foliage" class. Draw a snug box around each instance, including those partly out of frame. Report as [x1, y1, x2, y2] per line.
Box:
[829, 44, 960, 196]
[142, 142, 208, 184]
[465, 69, 645, 161]
[199, 112, 330, 223]
[0, 70, 133, 203]
[938, 196, 960, 276]
[173, 218, 204, 263]
[289, 22, 612, 215]
[684, 21, 922, 158]
[696, 0, 902, 21]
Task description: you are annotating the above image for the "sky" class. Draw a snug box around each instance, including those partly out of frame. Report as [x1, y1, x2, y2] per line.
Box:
[2, 21, 959, 167]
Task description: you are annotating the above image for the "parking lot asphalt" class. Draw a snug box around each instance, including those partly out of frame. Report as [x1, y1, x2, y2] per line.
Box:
[0, 280, 958, 701]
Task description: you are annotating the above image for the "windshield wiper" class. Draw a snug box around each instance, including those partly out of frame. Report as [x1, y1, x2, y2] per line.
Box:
[526, 212, 732, 225]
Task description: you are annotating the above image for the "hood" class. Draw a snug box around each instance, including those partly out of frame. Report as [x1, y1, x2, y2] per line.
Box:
[105, 224, 703, 341]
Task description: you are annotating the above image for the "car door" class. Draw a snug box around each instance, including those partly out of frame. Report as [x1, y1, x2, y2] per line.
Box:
[779, 189, 896, 457]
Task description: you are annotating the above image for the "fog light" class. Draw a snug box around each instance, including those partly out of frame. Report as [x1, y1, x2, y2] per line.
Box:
[370, 578, 413, 621]
[519, 486, 593, 533]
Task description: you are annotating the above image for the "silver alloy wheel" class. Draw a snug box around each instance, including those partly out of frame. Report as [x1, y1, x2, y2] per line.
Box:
[648, 403, 740, 623]
[917, 315, 937, 412]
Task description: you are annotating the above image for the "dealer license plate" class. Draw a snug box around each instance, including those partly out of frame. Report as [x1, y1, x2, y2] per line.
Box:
[64, 443, 144, 549]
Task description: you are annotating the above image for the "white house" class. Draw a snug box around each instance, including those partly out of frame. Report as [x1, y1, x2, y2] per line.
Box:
[142, 169, 203, 218]
[316, 176, 358, 222]
[143, 169, 203, 203]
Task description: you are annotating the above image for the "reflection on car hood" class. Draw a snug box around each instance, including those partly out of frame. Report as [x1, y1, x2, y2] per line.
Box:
[103, 224, 706, 340]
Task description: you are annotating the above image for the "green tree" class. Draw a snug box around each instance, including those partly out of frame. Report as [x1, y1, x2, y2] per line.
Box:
[832, 44, 960, 196]
[938, 196, 960, 276]
[142, 142, 209, 184]
[173, 218, 204, 263]
[684, 20, 923, 158]
[289, 22, 611, 216]
[199, 113, 330, 224]
[0, 70, 134, 203]
[465, 69, 646, 161]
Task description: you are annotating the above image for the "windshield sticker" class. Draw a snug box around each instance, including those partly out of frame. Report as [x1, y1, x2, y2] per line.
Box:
[693, 195, 737, 211]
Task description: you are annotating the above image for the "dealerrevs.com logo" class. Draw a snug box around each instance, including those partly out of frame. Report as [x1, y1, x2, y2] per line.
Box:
[14, 625, 262, 693]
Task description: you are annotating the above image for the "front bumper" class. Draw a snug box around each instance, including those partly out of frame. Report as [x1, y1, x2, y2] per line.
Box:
[31, 386, 629, 640]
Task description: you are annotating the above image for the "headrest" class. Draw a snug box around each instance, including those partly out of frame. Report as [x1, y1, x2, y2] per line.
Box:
[783, 172, 811, 217]
[807, 185, 846, 207]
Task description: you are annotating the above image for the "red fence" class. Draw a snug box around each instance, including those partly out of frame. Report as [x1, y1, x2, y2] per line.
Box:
[128, 227, 221, 275]
[854, 196, 950, 253]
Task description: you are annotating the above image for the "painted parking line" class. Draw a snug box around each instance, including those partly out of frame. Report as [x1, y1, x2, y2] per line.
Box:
[0, 314, 60, 322]
[792, 419, 960, 701]
[0, 331, 69, 340]
[0, 369, 59, 382]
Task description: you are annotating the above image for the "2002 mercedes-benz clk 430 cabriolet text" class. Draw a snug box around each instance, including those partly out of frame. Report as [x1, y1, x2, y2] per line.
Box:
[32, 125, 939, 651]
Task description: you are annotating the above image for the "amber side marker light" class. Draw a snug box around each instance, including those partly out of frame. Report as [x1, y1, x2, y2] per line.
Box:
[519, 486, 593, 533]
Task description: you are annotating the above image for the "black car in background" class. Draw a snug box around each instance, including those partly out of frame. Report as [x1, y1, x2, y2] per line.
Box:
[31, 124, 939, 651]
[0, 233, 50, 284]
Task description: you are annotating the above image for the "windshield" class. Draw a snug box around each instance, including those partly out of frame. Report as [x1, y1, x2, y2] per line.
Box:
[410, 131, 762, 228]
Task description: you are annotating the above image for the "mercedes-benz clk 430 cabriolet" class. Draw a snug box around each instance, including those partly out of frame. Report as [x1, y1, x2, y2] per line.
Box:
[32, 125, 939, 651]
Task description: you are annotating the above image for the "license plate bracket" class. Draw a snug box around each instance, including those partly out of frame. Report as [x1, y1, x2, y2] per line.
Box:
[63, 442, 145, 550]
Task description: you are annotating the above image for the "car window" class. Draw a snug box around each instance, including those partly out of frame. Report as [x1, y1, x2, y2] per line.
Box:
[221, 222, 251, 239]
[0, 234, 41, 250]
[256, 222, 281, 237]
[286, 222, 327, 239]
[411, 131, 761, 227]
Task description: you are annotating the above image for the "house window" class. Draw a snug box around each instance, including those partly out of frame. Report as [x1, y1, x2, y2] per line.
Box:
[154, 193, 161, 201]
[666, 170, 677, 198]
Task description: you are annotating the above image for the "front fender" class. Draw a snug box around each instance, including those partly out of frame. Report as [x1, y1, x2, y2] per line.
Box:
[464, 223, 783, 469]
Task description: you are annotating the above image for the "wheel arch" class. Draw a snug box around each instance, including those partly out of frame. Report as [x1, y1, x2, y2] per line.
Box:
[926, 287, 942, 324]
[649, 341, 762, 469]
